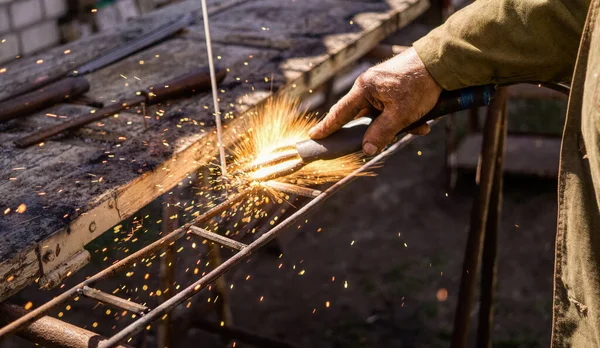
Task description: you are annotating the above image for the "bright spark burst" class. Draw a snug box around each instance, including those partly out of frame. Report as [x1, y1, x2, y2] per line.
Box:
[228, 96, 368, 188]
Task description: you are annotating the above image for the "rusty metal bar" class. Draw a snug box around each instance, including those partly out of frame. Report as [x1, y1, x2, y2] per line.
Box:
[476, 89, 508, 348]
[451, 88, 508, 348]
[0, 303, 133, 348]
[189, 226, 247, 251]
[262, 181, 322, 198]
[80, 286, 149, 315]
[0, 188, 252, 337]
[100, 124, 431, 348]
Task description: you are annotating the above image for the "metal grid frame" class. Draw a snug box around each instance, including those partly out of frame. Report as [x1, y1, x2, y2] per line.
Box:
[0, 127, 428, 347]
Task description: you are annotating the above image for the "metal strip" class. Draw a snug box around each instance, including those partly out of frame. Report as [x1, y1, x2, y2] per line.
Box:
[80, 286, 149, 315]
[262, 181, 322, 198]
[189, 226, 247, 251]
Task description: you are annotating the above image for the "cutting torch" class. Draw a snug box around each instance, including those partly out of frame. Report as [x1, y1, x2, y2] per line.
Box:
[243, 84, 496, 182]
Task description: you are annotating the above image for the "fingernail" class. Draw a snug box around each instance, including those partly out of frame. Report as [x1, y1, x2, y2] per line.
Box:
[363, 142, 378, 156]
[308, 127, 318, 138]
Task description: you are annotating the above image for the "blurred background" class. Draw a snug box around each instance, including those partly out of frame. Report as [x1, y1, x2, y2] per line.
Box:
[0, 0, 175, 64]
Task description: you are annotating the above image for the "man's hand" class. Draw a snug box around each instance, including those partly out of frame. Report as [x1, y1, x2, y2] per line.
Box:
[308, 47, 443, 155]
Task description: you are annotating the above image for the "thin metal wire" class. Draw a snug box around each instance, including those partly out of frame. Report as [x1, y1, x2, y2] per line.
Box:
[201, 0, 227, 177]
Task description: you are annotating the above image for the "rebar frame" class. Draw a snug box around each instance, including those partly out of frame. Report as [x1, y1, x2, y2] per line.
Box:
[0, 124, 429, 347]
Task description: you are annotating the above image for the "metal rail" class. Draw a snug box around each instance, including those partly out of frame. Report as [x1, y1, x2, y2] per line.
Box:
[0, 123, 429, 346]
[0, 189, 250, 337]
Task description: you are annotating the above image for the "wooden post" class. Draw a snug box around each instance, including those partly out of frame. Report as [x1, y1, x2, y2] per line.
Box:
[198, 166, 234, 328]
[207, 242, 234, 326]
[158, 189, 178, 348]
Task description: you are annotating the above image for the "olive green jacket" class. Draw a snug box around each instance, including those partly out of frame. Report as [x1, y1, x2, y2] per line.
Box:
[414, 0, 600, 346]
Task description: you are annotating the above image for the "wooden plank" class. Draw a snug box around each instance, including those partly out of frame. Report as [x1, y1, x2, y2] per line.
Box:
[0, 0, 247, 101]
[454, 134, 561, 178]
[0, 0, 429, 301]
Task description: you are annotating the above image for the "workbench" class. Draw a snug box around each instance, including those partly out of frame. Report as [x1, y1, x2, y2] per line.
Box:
[0, 0, 428, 302]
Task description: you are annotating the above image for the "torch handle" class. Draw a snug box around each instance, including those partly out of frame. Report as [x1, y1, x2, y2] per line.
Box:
[296, 84, 496, 162]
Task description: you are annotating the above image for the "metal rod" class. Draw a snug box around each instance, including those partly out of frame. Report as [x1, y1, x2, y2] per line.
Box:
[0, 188, 252, 337]
[262, 181, 322, 198]
[80, 286, 149, 315]
[476, 88, 507, 348]
[201, 0, 227, 177]
[100, 124, 429, 347]
[451, 88, 508, 348]
[189, 226, 247, 251]
[0, 303, 133, 348]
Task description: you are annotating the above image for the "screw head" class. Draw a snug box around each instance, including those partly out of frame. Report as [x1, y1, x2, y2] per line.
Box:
[43, 250, 55, 263]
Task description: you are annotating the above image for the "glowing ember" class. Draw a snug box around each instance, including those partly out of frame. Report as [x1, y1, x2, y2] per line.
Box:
[437, 288, 448, 302]
[16, 203, 26, 214]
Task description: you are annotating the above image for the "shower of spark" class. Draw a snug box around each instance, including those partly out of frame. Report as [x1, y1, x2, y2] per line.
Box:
[228, 96, 370, 189]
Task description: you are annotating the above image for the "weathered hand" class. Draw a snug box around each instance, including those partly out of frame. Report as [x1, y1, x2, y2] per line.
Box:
[308, 47, 442, 155]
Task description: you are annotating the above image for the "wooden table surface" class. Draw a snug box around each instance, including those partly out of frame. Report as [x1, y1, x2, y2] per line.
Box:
[0, 0, 428, 301]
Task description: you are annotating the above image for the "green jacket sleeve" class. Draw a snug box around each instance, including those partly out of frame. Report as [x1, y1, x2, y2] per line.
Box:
[413, 0, 590, 90]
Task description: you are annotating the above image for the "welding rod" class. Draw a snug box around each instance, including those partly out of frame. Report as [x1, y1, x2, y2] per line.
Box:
[14, 67, 227, 148]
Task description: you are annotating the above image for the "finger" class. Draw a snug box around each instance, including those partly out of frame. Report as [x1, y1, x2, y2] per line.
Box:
[308, 87, 369, 139]
[407, 123, 430, 135]
[362, 109, 403, 155]
[355, 107, 372, 120]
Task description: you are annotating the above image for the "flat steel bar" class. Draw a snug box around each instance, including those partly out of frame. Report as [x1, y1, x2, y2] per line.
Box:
[100, 124, 431, 348]
[0, 303, 133, 348]
[262, 181, 322, 198]
[0, 188, 252, 337]
[189, 226, 247, 251]
[451, 89, 507, 348]
[80, 286, 149, 315]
